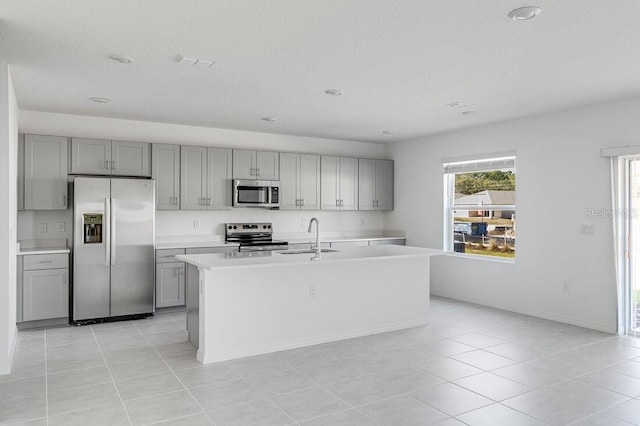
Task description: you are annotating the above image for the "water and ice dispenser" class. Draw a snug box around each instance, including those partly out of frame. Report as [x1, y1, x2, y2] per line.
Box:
[83, 214, 103, 244]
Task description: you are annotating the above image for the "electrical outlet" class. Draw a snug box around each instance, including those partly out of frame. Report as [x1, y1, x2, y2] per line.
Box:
[57, 222, 65, 232]
[193, 220, 200, 230]
[39, 223, 47, 233]
[309, 284, 316, 298]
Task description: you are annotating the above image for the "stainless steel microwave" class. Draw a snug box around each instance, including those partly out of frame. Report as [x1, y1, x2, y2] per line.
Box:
[232, 179, 280, 208]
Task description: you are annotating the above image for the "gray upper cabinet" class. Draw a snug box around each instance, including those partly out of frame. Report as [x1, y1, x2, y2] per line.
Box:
[111, 140, 150, 176]
[181, 145, 232, 210]
[71, 138, 150, 177]
[152, 144, 180, 210]
[280, 153, 320, 210]
[358, 159, 394, 211]
[321, 156, 358, 210]
[232, 149, 279, 180]
[22, 134, 68, 210]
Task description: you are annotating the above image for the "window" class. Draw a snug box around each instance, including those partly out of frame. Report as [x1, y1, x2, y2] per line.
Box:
[444, 155, 516, 259]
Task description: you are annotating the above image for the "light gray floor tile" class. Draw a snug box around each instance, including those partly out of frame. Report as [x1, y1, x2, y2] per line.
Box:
[48, 402, 130, 426]
[492, 363, 568, 389]
[578, 368, 640, 397]
[270, 386, 351, 422]
[419, 356, 484, 381]
[298, 408, 379, 426]
[570, 411, 637, 426]
[449, 332, 506, 349]
[0, 375, 45, 401]
[102, 344, 159, 364]
[245, 368, 318, 396]
[324, 375, 400, 406]
[175, 363, 241, 389]
[47, 382, 121, 416]
[125, 389, 202, 426]
[162, 349, 203, 371]
[454, 372, 531, 401]
[189, 378, 264, 411]
[456, 403, 548, 426]
[450, 349, 518, 371]
[411, 382, 493, 416]
[97, 333, 150, 351]
[0, 393, 46, 424]
[207, 398, 293, 425]
[503, 389, 598, 425]
[483, 342, 548, 362]
[151, 413, 215, 425]
[225, 353, 292, 377]
[294, 359, 368, 384]
[108, 356, 172, 381]
[0, 358, 45, 383]
[546, 379, 630, 411]
[115, 372, 185, 400]
[45, 331, 96, 349]
[360, 394, 449, 426]
[47, 365, 112, 392]
[46, 351, 106, 374]
[608, 359, 640, 378]
[432, 419, 466, 426]
[8, 418, 48, 426]
[46, 340, 100, 359]
[374, 366, 445, 392]
[602, 397, 640, 424]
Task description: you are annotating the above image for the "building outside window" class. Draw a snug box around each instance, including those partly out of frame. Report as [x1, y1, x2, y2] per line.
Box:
[444, 155, 516, 259]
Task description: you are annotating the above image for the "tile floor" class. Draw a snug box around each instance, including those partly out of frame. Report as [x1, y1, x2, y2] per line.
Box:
[1, 297, 640, 425]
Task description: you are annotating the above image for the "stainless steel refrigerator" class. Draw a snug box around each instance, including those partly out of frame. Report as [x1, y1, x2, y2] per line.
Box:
[73, 177, 155, 322]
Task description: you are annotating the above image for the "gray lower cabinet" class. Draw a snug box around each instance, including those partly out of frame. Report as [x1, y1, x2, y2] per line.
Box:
[155, 249, 186, 308]
[20, 253, 69, 322]
[156, 262, 185, 308]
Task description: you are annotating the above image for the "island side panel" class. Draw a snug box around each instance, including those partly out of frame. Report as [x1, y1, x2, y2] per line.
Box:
[186, 263, 200, 350]
[198, 254, 430, 364]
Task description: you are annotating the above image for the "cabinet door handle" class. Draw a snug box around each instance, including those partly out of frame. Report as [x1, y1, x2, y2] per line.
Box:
[256, 168, 260, 176]
[112, 160, 117, 170]
[250, 167, 255, 175]
[336, 200, 339, 207]
[105, 160, 110, 170]
[295, 199, 299, 207]
[206, 197, 211, 206]
[38, 260, 53, 264]
[62, 195, 66, 206]
[301, 199, 304, 207]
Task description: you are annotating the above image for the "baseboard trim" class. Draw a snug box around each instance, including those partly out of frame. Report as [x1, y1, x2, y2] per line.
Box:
[431, 290, 616, 334]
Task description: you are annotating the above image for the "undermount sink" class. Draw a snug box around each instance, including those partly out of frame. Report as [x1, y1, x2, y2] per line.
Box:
[277, 249, 338, 255]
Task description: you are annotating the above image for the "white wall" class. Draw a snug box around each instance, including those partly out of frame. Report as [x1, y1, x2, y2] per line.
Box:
[0, 64, 19, 374]
[386, 97, 640, 333]
[17, 111, 388, 238]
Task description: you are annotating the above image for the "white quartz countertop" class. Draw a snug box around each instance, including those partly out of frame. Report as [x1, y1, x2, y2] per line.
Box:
[17, 248, 70, 255]
[155, 235, 238, 250]
[177, 245, 442, 271]
[286, 235, 406, 244]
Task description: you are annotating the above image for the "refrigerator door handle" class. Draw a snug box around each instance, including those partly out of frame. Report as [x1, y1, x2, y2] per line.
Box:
[105, 198, 111, 266]
[111, 198, 116, 266]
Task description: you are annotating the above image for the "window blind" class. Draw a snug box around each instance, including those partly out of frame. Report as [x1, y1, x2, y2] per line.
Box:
[443, 156, 516, 174]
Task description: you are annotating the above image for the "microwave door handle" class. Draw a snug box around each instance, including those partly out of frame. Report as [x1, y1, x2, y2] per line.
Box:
[111, 198, 116, 266]
[104, 198, 110, 266]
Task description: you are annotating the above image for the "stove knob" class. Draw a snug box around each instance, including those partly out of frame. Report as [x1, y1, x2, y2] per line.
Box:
[228, 225, 232, 229]
[268, 225, 271, 229]
[263, 225, 267, 229]
[233, 225, 237, 229]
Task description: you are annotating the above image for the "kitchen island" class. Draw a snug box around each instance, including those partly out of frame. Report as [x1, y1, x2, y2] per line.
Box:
[177, 245, 442, 364]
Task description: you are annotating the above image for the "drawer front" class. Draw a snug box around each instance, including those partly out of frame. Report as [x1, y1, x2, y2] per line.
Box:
[185, 246, 238, 255]
[156, 248, 186, 263]
[23, 253, 68, 270]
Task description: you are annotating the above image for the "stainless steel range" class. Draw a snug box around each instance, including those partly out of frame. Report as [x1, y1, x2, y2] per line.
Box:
[225, 223, 288, 252]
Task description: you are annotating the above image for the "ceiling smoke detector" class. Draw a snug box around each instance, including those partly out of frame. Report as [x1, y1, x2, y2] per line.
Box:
[109, 55, 133, 64]
[508, 6, 542, 21]
[324, 89, 343, 97]
[89, 97, 111, 104]
[382, 130, 394, 135]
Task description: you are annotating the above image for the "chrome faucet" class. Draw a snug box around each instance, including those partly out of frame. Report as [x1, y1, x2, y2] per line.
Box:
[308, 217, 321, 261]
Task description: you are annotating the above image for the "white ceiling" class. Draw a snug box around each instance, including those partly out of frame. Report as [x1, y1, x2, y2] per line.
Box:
[2, 1, 640, 143]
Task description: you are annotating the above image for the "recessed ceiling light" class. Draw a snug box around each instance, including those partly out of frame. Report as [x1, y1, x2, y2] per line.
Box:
[461, 110, 478, 116]
[508, 6, 542, 21]
[261, 117, 277, 122]
[324, 89, 343, 96]
[89, 97, 110, 104]
[175, 55, 215, 68]
[445, 102, 468, 108]
[109, 55, 133, 64]
[382, 130, 394, 135]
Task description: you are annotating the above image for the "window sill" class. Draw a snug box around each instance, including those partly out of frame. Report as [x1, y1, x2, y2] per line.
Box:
[443, 251, 516, 264]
